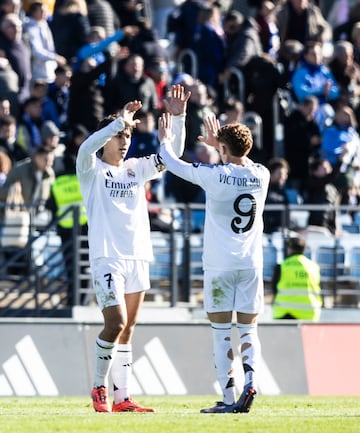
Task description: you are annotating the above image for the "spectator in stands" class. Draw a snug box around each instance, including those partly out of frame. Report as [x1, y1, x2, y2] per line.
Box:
[0, 114, 29, 162]
[278, 38, 304, 82]
[254, 0, 280, 59]
[221, 8, 280, 160]
[49, 0, 91, 63]
[104, 53, 158, 116]
[127, 110, 158, 159]
[272, 235, 322, 321]
[0, 0, 21, 22]
[276, 0, 332, 58]
[291, 42, 340, 131]
[86, 0, 119, 37]
[0, 53, 19, 117]
[185, 80, 215, 153]
[304, 157, 341, 235]
[284, 95, 321, 192]
[40, 119, 65, 173]
[0, 13, 32, 104]
[320, 105, 360, 167]
[30, 79, 61, 126]
[62, 123, 89, 171]
[0, 144, 55, 208]
[243, 52, 284, 162]
[67, 40, 124, 133]
[264, 157, 295, 234]
[220, 9, 263, 83]
[166, 0, 202, 56]
[320, 104, 360, 206]
[328, 40, 360, 115]
[108, 0, 144, 27]
[190, 2, 225, 96]
[41, 119, 61, 150]
[16, 96, 44, 153]
[67, 57, 105, 133]
[0, 145, 55, 273]
[47, 64, 72, 130]
[152, 0, 175, 39]
[145, 57, 170, 113]
[121, 16, 169, 67]
[23, 1, 67, 84]
[218, 97, 244, 125]
[73, 26, 124, 82]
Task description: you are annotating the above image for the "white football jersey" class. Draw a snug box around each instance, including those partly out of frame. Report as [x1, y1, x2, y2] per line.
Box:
[160, 143, 270, 270]
[77, 115, 185, 262]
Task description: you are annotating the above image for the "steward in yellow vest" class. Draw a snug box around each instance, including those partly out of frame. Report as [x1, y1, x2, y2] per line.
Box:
[272, 236, 322, 321]
[51, 174, 87, 228]
[46, 154, 89, 306]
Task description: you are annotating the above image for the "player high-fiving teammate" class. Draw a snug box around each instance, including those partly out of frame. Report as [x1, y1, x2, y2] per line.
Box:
[158, 112, 270, 413]
[77, 85, 190, 413]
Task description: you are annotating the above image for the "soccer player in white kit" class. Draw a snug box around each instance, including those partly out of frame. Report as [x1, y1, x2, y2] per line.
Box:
[76, 86, 190, 413]
[158, 113, 270, 413]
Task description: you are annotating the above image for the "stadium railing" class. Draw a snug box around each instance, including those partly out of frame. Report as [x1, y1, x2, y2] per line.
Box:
[1, 202, 360, 316]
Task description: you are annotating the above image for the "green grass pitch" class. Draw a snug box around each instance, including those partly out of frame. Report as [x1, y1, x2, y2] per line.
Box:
[1, 395, 359, 433]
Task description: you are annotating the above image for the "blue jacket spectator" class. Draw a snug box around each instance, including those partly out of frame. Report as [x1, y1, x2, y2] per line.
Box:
[320, 105, 360, 206]
[291, 42, 340, 104]
[320, 105, 360, 167]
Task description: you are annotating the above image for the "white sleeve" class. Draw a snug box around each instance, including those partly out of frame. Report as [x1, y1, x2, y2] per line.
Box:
[171, 114, 186, 157]
[76, 117, 125, 174]
[160, 140, 211, 187]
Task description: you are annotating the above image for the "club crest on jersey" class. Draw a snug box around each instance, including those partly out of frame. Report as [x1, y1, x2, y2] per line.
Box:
[155, 154, 165, 172]
[127, 169, 135, 177]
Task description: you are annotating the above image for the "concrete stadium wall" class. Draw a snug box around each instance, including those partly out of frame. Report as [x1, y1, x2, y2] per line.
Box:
[0, 320, 359, 397]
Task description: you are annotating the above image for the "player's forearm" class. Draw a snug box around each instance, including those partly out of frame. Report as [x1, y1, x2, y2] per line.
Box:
[76, 117, 125, 172]
[170, 114, 186, 157]
[160, 140, 194, 182]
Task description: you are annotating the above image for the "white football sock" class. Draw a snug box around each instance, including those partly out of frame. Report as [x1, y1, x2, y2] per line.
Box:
[111, 343, 132, 404]
[93, 337, 116, 388]
[211, 322, 236, 405]
[236, 323, 261, 390]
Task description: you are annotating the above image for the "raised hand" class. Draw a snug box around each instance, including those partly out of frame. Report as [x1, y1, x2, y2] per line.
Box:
[158, 112, 174, 143]
[164, 84, 191, 115]
[198, 113, 221, 150]
[121, 100, 142, 127]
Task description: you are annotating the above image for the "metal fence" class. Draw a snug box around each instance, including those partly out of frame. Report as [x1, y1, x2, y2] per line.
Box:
[1, 202, 360, 317]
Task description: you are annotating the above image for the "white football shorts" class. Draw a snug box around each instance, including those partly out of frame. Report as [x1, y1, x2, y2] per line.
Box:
[203, 267, 264, 314]
[91, 257, 150, 309]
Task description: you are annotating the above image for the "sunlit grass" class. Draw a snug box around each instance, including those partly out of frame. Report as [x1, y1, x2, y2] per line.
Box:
[1, 395, 360, 433]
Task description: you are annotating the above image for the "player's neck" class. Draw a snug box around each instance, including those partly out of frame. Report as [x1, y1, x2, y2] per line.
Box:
[226, 155, 247, 166]
[101, 156, 124, 167]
